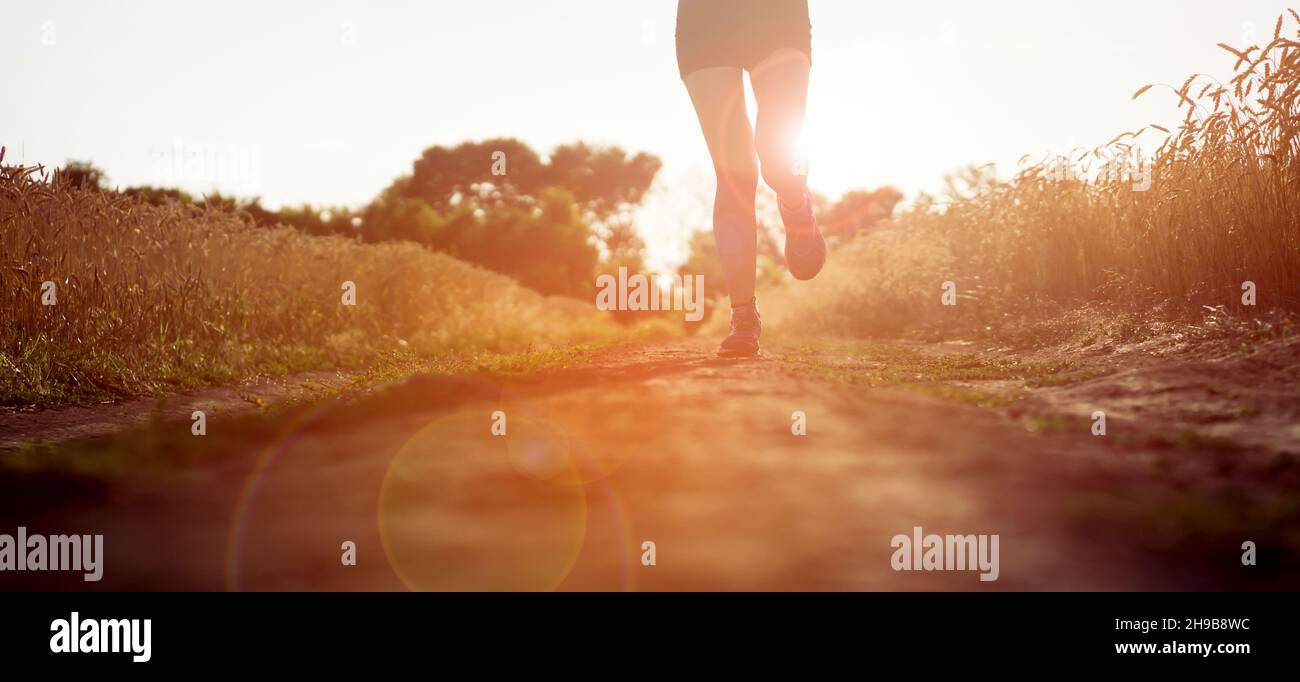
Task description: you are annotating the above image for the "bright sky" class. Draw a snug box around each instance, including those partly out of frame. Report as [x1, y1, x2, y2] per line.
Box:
[3, 0, 1294, 268]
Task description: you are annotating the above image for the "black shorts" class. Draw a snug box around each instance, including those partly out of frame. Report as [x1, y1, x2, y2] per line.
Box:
[676, 0, 812, 79]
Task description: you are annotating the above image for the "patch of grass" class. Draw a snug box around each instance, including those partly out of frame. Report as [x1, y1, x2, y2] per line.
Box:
[901, 383, 1020, 408]
[769, 339, 1041, 406]
[1024, 414, 1077, 434]
[775, 338, 1066, 381]
[0, 338, 649, 479]
[1025, 367, 1112, 388]
[760, 13, 1300, 343]
[0, 168, 639, 406]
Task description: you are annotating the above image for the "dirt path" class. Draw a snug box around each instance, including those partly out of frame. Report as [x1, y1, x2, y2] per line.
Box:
[1, 339, 1294, 591]
[0, 369, 359, 451]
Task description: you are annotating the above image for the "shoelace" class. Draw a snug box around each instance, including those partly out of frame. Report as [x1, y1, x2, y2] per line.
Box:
[730, 308, 761, 335]
[780, 190, 814, 229]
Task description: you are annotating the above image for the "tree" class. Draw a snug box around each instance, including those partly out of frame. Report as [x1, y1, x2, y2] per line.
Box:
[362, 193, 448, 245]
[821, 187, 903, 239]
[390, 138, 661, 218]
[544, 142, 662, 221]
[370, 138, 662, 297]
[598, 215, 648, 275]
[679, 230, 725, 298]
[463, 188, 599, 298]
[395, 138, 547, 213]
[57, 161, 107, 191]
[122, 186, 196, 206]
[54, 139, 663, 301]
[273, 204, 361, 237]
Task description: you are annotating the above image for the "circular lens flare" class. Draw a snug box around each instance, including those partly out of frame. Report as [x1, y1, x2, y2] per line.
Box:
[498, 386, 639, 485]
[379, 412, 587, 591]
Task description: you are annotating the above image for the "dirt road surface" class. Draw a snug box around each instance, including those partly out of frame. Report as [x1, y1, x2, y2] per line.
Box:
[2, 339, 1296, 591]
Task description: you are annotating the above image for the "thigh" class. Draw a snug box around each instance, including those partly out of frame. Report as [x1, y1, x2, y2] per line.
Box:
[682, 66, 757, 176]
[749, 48, 811, 153]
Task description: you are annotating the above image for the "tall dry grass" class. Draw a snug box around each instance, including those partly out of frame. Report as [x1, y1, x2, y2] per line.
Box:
[0, 163, 622, 404]
[765, 11, 1300, 342]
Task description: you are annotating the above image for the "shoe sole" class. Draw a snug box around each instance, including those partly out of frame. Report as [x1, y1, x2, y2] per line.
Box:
[786, 236, 827, 281]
